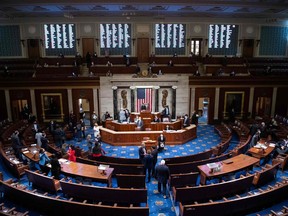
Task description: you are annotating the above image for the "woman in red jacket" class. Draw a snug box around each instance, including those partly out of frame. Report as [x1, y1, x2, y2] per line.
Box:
[67, 144, 76, 162]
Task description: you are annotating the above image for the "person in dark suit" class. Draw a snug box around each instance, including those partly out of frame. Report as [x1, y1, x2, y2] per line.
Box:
[50, 154, 61, 180]
[183, 114, 190, 128]
[136, 117, 144, 130]
[138, 142, 146, 163]
[249, 130, 260, 148]
[48, 120, 56, 134]
[80, 119, 86, 138]
[157, 133, 166, 151]
[155, 160, 170, 199]
[191, 110, 199, 125]
[151, 146, 158, 177]
[40, 132, 49, 150]
[143, 150, 154, 182]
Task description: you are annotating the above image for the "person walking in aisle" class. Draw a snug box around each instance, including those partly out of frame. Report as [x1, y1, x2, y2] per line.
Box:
[155, 159, 170, 199]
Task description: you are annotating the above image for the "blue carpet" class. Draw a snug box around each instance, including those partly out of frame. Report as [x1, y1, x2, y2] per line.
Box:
[1, 124, 288, 216]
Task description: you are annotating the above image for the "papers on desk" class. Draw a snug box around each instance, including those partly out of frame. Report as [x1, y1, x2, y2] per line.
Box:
[269, 143, 276, 147]
[255, 144, 267, 149]
[12, 159, 20, 164]
[22, 151, 30, 154]
[98, 164, 110, 171]
[58, 158, 70, 164]
[206, 163, 218, 169]
[30, 144, 37, 147]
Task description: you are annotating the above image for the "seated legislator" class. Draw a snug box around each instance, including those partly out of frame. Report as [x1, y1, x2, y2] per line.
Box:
[153, 115, 160, 123]
[183, 114, 190, 128]
[157, 133, 166, 151]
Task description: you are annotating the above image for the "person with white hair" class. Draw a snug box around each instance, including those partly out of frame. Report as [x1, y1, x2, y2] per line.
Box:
[155, 159, 170, 199]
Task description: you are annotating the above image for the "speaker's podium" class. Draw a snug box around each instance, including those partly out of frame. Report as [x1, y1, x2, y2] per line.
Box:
[142, 137, 157, 150]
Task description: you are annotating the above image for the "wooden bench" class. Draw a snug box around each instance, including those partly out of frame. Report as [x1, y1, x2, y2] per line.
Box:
[167, 153, 231, 174]
[169, 172, 199, 188]
[273, 154, 288, 171]
[91, 155, 142, 164]
[0, 203, 29, 216]
[231, 135, 251, 156]
[173, 174, 254, 204]
[165, 149, 213, 164]
[116, 174, 146, 189]
[179, 179, 288, 216]
[1, 179, 149, 216]
[25, 169, 61, 193]
[77, 157, 144, 175]
[0, 144, 28, 179]
[60, 179, 147, 205]
[252, 162, 280, 187]
[270, 206, 288, 216]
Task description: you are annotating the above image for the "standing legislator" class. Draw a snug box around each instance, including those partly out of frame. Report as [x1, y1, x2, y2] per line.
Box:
[157, 133, 166, 151]
[155, 160, 170, 199]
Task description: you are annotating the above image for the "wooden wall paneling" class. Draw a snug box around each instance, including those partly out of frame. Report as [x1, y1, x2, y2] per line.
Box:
[252, 87, 273, 118]
[0, 90, 8, 121]
[275, 87, 288, 117]
[137, 38, 149, 63]
[195, 88, 216, 124]
[9, 89, 31, 122]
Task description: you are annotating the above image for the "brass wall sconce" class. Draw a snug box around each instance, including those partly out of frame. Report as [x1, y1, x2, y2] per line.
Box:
[40, 39, 44, 47]
[256, 39, 260, 47]
[151, 38, 154, 46]
[20, 39, 25, 47]
[95, 38, 99, 46]
[76, 38, 80, 46]
[238, 39, 243, 47]
[132, 38, 136, 46]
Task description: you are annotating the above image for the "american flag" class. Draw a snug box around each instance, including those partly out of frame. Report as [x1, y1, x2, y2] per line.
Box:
[137, 88, 152, 112]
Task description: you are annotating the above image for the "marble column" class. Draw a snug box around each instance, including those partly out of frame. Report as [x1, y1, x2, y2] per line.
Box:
[172, 86, 177, 119]
[112, 86, 118, 120]
[130, 86, 135, 112]
[154, 86, 160, 112]
[5, 90, 12, 120]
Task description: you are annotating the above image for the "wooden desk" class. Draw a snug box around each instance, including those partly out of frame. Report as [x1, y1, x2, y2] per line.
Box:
[59, 159, 114, 187]
[22, 145, 52, 163]
[100, 125, 197, 146]
[247, 144, 275, 159]
[143, 140, 157, 150]
[105, 120, 182, 131]
[197, 154, 259, 185]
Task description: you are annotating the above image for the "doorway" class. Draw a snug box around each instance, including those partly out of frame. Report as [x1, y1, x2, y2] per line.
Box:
[27, 39, 40, 59]
[198, 97, 209, 124]
[137, 38, 149, 63]
[191, 38, 202, 56]
[255, 97, 271, 118]
[82, 38, 95, 60]
[11, 100, 28, 121]
[78, 98, 90, 126]
[242, 39, 254, 58]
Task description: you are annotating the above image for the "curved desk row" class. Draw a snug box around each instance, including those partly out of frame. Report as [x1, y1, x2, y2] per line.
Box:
[100, 125, 197, 146]
[105, 119, 182, 131]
